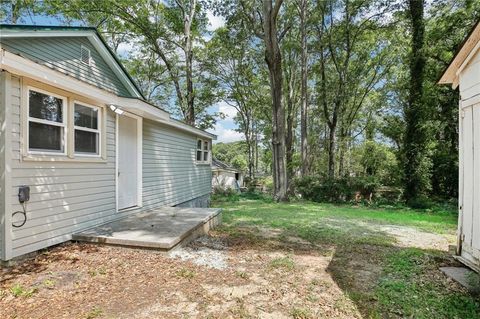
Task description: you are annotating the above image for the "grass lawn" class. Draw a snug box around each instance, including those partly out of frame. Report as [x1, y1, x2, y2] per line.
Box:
[213, 193, 480, 319]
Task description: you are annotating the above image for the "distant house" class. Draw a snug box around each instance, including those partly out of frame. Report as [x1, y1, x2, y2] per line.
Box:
[0, 25, 215, 261]
[211, 158, 243, 192]
[439, 21, 480, 272]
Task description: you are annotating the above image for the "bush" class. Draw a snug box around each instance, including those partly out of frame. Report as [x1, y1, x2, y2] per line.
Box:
[293, 175, 382, 203]
[406, 195, 435, 209]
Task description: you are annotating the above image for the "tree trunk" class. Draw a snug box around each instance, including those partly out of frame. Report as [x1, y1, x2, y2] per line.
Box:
[299, 0, 308, 177]
[404, 0, 428, 202]
[263, 0, 288, 201]
[327, 123, 336, 179]
[183, 0, 197, 125]
[286, 76, 295, 187]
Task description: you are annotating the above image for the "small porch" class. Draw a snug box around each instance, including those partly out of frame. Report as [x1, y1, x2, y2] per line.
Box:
[72, 207, 222, 250]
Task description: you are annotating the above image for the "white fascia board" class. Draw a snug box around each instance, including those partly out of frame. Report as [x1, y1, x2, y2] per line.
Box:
[1, 29, 143, 98]
[0, 49, 215, 140]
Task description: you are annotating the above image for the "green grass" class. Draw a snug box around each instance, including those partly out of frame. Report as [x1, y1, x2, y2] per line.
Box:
[9, 283, 37, 298]
[212, 193, 479, 319]
[213, 196, 457, 236]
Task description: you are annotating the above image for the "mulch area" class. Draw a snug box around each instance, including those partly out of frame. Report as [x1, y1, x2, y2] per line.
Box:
[0, 236, 362, 319]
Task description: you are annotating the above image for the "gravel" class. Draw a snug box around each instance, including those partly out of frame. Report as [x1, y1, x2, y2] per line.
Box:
[168, 236, 228, 269]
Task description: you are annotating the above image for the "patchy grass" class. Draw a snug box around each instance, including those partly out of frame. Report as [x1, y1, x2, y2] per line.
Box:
[9, 283, 37, 298]
[269, 256, 295, 270]
[212, 194, 479, 319]
[176, 267, 196, 279]
[85, 306, 103, 319]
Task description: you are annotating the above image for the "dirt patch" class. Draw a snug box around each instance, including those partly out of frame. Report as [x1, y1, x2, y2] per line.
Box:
[0, 241, 363, 319]
[377, 225, 453, 250]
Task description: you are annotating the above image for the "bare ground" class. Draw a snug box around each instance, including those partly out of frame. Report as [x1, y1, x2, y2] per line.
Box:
[0, 224, 459, 319]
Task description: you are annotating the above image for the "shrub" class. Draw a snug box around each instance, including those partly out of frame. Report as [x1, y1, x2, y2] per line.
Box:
[293, 175, 382, 203]
[406, 195, 435, 209]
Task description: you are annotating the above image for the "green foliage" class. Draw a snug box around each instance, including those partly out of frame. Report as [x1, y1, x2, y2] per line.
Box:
[293, 175, 382, 203]
[9, 283, 37, 298]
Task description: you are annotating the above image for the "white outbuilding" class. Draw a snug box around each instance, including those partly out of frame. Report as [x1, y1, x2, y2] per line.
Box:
[211, 158, 244, 192]
[440, 21, 480, 272]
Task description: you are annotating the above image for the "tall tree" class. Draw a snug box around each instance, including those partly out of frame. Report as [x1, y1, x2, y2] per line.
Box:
[403, 0, 430, 202]
[262, 0, 288, 201]
[297, 0, 309, 177]
[46, 0, 210, 127]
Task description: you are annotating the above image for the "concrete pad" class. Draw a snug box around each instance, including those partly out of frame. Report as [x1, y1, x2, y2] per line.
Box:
[73, 207, 222, 250]
[440, 266, 480, 293]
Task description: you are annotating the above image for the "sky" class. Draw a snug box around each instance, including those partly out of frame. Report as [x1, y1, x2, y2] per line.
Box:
[203, 12, 242, 143]
[4, 9, 242, 144]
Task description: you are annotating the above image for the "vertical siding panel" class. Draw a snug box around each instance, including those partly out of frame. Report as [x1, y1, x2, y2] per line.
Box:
[472, 104, 480, 251]
[462, 106, 474, 248]
[0, 72, 5, 259]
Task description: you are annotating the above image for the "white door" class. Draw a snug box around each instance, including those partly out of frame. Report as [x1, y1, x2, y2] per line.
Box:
[118, 115, 138, 210]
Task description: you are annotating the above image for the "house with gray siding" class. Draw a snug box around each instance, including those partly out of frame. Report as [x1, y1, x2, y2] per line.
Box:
[0, 25, 215, 261]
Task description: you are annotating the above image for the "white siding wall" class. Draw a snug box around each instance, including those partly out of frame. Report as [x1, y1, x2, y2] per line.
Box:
[459, 50, 480, 268]
[212, 171, 239, 191]
[0, 72, 6, 260]
[460, 50, 480, 101]
[6, 75, 211, 259]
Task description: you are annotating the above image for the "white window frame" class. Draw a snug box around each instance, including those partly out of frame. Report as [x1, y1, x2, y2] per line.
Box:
[73, 101, 102, 157]
[27, 86, 67, 156]
[196, 138, 211, 164]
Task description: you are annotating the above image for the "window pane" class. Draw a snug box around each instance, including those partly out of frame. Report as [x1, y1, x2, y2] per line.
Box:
[203, 151, 208, 161]
[196, 150, 202, 161]
[197, 140, 202, 150]
[29, 90, 63, 123]
[75, 130, 98, 154]
[29, 122, 62, 151]
[74, 104, 98, 129]
[203, 141, 209, 150]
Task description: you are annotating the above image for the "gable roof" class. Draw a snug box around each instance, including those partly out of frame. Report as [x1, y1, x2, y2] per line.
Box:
[212, 158, 239, 172]
[0, 24, 145, 99]
[439, 21, 480, 88]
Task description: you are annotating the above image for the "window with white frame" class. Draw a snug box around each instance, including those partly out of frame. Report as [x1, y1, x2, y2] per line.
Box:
[28, 89, 66, 153]
[196, 138, 211, 163]
[74, 102, 100, 155]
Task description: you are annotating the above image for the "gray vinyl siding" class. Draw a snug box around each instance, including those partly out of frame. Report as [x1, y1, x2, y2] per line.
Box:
[142, 119, 212, 208]
[7, 75, 211, 259]
[1, 37, 131, 97]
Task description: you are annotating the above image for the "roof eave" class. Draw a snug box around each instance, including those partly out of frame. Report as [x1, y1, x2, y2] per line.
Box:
[439, 21, 480, 87]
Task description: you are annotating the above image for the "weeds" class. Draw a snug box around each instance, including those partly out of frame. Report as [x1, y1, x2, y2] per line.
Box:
[10, 283, 37, 298]
[176, 268, 195, 279]
[269, 256, 295, 270]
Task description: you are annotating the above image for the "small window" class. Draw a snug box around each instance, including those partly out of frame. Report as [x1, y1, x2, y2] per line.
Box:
[80, 46, 91, 65]
[74, 103, 100, 155]
[28, 89, 66, 153]
[196, 138, 210, 163]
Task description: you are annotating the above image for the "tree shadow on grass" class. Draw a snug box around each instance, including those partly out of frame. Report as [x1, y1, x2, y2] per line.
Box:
[216, 220, 480, 319]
